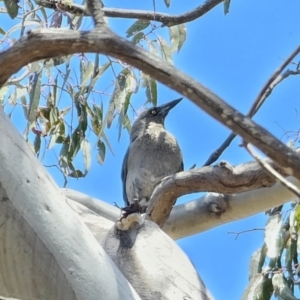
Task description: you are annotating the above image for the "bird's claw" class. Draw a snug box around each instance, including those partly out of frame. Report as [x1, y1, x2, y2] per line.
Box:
[120, 199, 140, 219]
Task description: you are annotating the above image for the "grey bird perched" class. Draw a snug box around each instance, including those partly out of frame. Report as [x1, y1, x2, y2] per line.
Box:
[121, 98, 183, 214]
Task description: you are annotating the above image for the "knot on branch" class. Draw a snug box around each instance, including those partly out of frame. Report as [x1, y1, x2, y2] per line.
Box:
[204, 193, 229, 217]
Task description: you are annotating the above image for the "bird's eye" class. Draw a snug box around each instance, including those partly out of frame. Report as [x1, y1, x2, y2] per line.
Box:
[151, 109, 157, 115]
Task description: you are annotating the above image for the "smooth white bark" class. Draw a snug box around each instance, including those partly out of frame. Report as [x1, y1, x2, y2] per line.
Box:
[63, 177, 299, 240]
[0, 109, 140, 300]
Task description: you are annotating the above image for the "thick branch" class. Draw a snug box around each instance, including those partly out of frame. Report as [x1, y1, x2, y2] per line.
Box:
[1, 28, 300, 226]
[63, 160, 300, 240]
[0, 104, 140, 299]
[65, 177, 300, 240]
[165, 178, 300, 239]
[146, 161, 278, 225]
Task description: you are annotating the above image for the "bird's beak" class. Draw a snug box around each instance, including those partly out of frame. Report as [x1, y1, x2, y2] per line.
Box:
[158, 98, 183, 116]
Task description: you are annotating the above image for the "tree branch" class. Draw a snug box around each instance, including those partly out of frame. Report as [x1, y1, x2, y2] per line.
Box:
[165, 177, 300, 239]
[203, 45, 300, 166]
[63, 157, 300, 240]
[35, 0, 224, 26]
[0, 104, 140, 299]
[1, 28, 300, 227]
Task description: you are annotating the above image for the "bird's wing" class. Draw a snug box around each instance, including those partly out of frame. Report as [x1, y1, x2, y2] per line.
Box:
[121, 147, 130, 206]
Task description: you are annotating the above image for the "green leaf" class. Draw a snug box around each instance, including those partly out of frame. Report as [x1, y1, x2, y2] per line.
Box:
[126, 19, 150, 38]
[248, 245, 267, 280]
[0, 86, 9, 105]
[242, 274, 273, 300]
[59, 142, 70, 175]
[60, 66, 71, 103]
[4, 0, 19, 19]
[224, 0, 231, 15]
[145, 77, 157, 106]
[101, 131, 114, 155]
[28, 70, 42, 123]
[131, 32, 145, 44]
[86, 61, 111, 97]
[81, 61, 94, 87]
[169, 24, 186, 53]
[80, 138, 91, 175]
[164, 0, 171, 8]
[59, 106, 72, 118]
[20, 96, 28, 120]
[118, 93, 132, 141]
[148, 41, 160, 57]
[48, 130, 60, 149]
[16, 87, 28, 98]
[272, 273, 294, 299]
[264, 214, 283, 259]
[34, 134, 41, 156]
[97, 140, 106, 165]
[107, 69, 136, 128]
[157, 36, 173, 64]
[92, 104, 102, 135]
[0, 28, 6, 35]
[69, 169, 84, 178]
[49, 107, 59, 125]
[70, 128, 82, 160]
[8, 89, 17, 105]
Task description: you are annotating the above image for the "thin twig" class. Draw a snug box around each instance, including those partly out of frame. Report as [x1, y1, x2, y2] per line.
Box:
[228, 228, 264, 240]
[35, 0, 224, 26]
[248, 46, 300, 116]
[203, 45, 300, 167]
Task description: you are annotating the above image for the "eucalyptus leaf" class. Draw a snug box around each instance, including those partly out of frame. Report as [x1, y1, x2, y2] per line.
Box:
[264, 214, 283, 259]
[169, 24, 187, 53]
[34, 134, 41, 156]
[20, 96, 28, 120]
[146, 77, 157, 106]
[0, 86, 9, 105]
[164, 0, 170, 8]
[80, 138, 91, 175]
[224, 0, 231, 15]
[126, 19, 150, 38]
[131, 32, 145, 44]
[4, 0, 19, 19]
[97, 140, 106, 165]
[81, 61, 94, 87]
[157, 36, 173, 64]
[28, 70, 42, 124]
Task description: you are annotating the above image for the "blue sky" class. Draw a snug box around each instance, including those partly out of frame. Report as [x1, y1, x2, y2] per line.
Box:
[2, 0, 300, 299]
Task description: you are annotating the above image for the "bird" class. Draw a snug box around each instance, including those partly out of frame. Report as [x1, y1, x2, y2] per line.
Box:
[121, 98, 183, 214]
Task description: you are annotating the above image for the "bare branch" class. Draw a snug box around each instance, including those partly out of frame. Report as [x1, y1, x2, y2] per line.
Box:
[35, 0, 224, 26]
[249, 45, 300, 116]
[165, 177, 300, 239]
[203, 45, 300, 166]
[203, 132, 235, 166]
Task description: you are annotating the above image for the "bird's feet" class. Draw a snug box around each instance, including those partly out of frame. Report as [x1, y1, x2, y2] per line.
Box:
[120, 199, 140, 219]
[116, 199, 144, 231]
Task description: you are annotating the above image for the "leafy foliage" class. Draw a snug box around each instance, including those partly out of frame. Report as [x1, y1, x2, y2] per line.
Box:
[0, 0, 187, 184]
[243, 205, 300, 299]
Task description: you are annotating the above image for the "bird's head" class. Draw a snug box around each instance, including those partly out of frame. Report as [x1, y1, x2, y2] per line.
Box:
[130, 98, 182, 140]
[137, 97, 182, 124]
